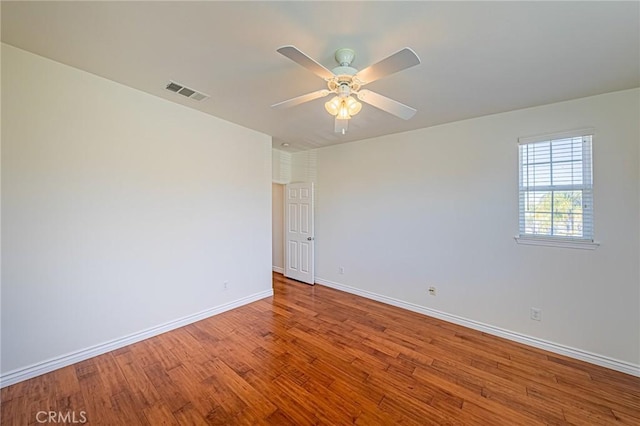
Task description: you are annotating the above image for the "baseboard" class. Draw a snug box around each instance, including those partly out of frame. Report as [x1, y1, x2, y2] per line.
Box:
[315, 277, 640, 377]
[272, 266, 284, 274]
[0, 289, 274, 388]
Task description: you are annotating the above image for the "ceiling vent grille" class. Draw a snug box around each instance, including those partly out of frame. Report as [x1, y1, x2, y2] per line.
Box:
[165, 81, 209, 101]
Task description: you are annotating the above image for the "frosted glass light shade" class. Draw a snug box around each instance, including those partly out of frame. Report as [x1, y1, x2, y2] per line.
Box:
[345, 96, 362, 116]
[324, 96, 341, 115]
[325, 95, 362, 119]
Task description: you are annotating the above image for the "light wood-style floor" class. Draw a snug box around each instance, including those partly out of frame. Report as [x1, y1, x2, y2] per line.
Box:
[2, 273, 639, 425]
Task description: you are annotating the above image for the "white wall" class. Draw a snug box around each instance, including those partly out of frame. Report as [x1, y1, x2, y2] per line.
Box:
[314, 89, 640, 369]
[272, 183, 284, 271]
[1, 44, 273, 379]
[291, 150, 317, 184]
[272, 148, 291, 184]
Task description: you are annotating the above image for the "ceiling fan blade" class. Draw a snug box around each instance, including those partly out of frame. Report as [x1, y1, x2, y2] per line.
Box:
[271, 89, 330, 109]
[277, 45, 335, 80]
[335, 117, 349, 134]
[355, 48, 421, 85]
[357, 90, 417, 120]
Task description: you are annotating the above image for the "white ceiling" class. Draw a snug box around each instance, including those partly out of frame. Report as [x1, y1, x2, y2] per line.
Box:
[2, 1, 639, 152]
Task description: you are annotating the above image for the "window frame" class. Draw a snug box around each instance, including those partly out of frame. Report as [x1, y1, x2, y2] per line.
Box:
[515, 128, 599, 250]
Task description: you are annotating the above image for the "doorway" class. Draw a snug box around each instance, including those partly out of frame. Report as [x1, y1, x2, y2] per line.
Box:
[283, 183, 315, 285]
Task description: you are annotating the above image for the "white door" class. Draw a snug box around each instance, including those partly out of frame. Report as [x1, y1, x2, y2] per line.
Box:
[284, 183, 315, 285]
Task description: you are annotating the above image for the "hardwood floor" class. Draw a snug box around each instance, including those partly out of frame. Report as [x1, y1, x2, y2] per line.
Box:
[2, 273, 639, 425]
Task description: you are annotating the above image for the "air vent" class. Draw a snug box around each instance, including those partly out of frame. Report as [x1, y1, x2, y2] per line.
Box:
[165, 81, 209, 101]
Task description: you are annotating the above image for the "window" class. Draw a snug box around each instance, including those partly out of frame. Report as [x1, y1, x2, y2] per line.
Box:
[516, 129, 598, 249]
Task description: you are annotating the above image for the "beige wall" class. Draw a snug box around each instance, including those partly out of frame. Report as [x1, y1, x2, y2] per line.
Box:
[1, 44, 273, 379]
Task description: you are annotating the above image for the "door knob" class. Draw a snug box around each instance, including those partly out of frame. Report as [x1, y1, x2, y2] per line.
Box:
[307, 237, 314, 241]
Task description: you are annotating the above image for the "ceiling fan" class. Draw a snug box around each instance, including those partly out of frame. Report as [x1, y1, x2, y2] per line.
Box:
[271, 45, 421, 134]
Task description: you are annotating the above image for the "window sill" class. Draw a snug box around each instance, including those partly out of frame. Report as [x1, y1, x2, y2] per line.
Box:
[514, 236, 600, 250]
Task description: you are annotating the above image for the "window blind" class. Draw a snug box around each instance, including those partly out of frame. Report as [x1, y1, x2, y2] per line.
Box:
[518, 132, 593, 240]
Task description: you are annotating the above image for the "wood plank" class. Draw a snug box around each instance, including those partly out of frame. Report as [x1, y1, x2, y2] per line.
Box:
[206, 358, 277, 419]
[142, 402, 180, 425]
[413, 365, 546, 425]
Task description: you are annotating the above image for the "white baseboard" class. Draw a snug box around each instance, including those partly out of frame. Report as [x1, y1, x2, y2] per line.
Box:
[272, 266, 284, 274]
[0, 289, 274, 388]
[315, 277, 640, 377]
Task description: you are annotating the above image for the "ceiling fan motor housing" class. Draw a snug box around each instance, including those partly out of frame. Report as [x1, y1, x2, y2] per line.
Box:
[331, 48, 359, 87]
[328, 48, 361, 94]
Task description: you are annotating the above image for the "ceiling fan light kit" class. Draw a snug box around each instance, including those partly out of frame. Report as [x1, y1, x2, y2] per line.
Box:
[272, 45, 420, 134]
[324, 95, 362, 119]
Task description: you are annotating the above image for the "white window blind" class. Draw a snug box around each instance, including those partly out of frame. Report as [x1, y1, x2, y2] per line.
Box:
[518, 130, 593, 242]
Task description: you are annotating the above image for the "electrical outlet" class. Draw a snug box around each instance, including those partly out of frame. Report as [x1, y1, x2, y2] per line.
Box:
[223, 281, 229, 291]
[428, 286, 437, 296]
[530, 307, 542, 321]
[339, 266, 345, 274]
